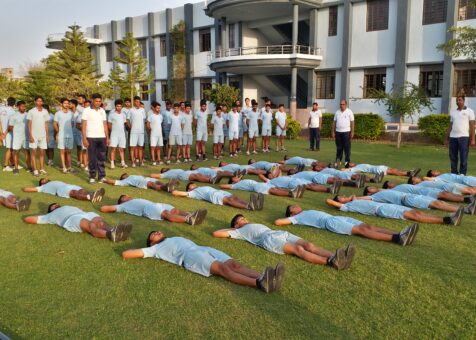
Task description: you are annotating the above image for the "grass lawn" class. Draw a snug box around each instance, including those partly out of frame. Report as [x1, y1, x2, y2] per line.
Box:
[0, 139, 475, 339]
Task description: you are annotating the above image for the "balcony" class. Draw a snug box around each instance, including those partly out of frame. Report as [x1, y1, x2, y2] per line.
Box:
[46, 33, 103, 50]
[208, 45, 323, 74]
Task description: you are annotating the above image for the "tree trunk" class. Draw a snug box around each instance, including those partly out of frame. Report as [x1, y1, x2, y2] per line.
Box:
[397, 116, 403, 149]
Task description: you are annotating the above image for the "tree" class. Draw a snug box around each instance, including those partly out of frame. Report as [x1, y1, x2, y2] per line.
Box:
[168, 21, 186, 101]
[108, 32, 154, 101]
[21, 63, 57, 108]
[438, 1, 476, 60]
[203, 83, 240, 109]
[0, 74, 23, 102]
[368, 83, 434, 149]
[47, 25, 103, 98]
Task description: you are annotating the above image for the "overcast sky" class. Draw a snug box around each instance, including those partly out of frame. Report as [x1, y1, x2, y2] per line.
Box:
[0, 0, 199, 77]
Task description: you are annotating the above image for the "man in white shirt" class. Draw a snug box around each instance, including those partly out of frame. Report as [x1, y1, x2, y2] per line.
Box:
[108, 99, 128, 168]
[54, 98, 74, 173]
[260, 103, 273, 153]
[309, 101, 323, 151]
[147, 101, 164, 165]
[332, 100, 354, 168]
[127, 96, 146, 167]
[246, 100, 260, 155]
[194, 99, 210, 161]
[82, 93, 109, 183]
[227, 103, 241, 157]
[447, 95, 475, 175]
[27, 96, 50, 176]
[181, 102, 194, 162]
[1, 97, 16, 171]
[275, 104, 288, 151]
[167, 103, 184, 164]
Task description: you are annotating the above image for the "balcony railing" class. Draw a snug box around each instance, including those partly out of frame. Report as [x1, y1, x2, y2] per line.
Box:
[46, 33, 103, 46]
[209, 45, 322, 60]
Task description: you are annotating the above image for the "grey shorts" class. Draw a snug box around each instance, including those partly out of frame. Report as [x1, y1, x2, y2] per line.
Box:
[183, 246, 232, 277]
[262, 231, 301, 255]
[402, 195, 433, 210]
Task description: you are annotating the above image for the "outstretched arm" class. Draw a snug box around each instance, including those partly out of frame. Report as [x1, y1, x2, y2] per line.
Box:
[325, 198, 342, 209]
[274, 218, 292, 226]
[23, 187, 39, 193]
[219, 184, 232, 189]
[122, 248, 145, 259]
[257, 174, 269, 183]
[212, 229, 233, 238]
[171, 190, 189, 197]
[422, 177, 435, 181]
[100, 205, 118, 213]
[24, 216, 39, 224]
[150, 173, 161, 179]
[102, 178, 117, 185]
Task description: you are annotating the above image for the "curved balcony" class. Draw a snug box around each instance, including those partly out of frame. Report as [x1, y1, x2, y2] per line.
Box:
[46, 33, 103, 50]
[208, 45, 323, 74]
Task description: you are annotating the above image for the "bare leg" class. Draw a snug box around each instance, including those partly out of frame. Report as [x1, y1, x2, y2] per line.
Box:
[283, 243, 328, 265]
[297, 239, 333, 257]
[403, 210, 444, 224]
[79, 218, 109, 238]
[429, 200, 460, 213]
[305, 184, 330, 193]
[31, 148, 37, 171]
[60, 150, 66, 169]
[189, 174, 212, 183]
[69, 189, 90, 201]
[438, 191, 466, 203]
[226, 259, 260, 278]
[269, 188, 292, 197]
[210, 260, 258, 287]
[223, 196, 249, 210]
[13, 150, 19, 170]
[24, 149, 31, 169]
[39, 149, 45, 169]
[110, 147, 116, 162]
[0, 196, 17, 209]
[387, 168, 409, 176]
[66, 149, 72, 169]
[161, 210, 187, 223]
[351, 224, 395, 241]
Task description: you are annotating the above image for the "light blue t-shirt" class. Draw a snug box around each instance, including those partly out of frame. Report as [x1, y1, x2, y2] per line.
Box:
[27, 108, 49, 138]
[195, 167, 218, 177]
[228, 223, 273, 245]
[127, 107, 146, 133]
[161, 109, 172, 132]
[417, 181, 459, 192]
[147, 113, 163, 136]
[37, 181, 82, 198]
[285, 157, 316, 167]
[435, 173, 476, 187]
[212, 115, 225, 136]
[160, 169, 194, 181]
[181, 113, 193, 135]
[370, 190, 407, 205]
[340, 200, 381, 216]
[260, 111, 273, 130]
[188, 186, 232, 205]
[291, 171, 331, 185]
[115, 199, 173, 220]
[115, 175, 154, 189]
[54, 110, 74, 139]
[227, 111, 240, 131]
[220, 164, 251, 172]
[351, 164, 388, 175]
[194, 110, 210, 131]
[169, 113, 184, 136]
[288, 210, 333, 228]
[231, 179, 272, 194]
[108, 111, 127, 137]
[9, 112, 29, 140]
[142, 237, 195, 266]
[250, 161, 278, 171]
[391, 184, 441, 199]
[37, 206, 84, 226]
[247, 110, 260, 130]
[0, 106, 15, 133]
[321, 168, 353, 180]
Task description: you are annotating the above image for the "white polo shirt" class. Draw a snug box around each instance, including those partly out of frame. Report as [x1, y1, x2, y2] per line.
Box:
[82, 107, 107, 138]
[309, 109, 322, 128]
[334, 108, 354, 132]
[450, 107, 475, 138]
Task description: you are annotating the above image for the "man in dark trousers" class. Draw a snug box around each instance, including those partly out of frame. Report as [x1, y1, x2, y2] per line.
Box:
[332, 100, 354, 168]
[308, 101, 322, 151]
[446, 95, 475, 175]
[82, 93, 109, 183]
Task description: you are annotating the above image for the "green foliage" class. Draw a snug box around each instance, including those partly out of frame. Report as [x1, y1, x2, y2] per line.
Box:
[168, 21, 186, 102]
[321, 113, 384, 140]
[285, 116, 301, 140]
[203, 83, 240, 109]
[418, 114, 451, 144]
[109, 32, 154, 100]
[21, 64, 57, 107]
[0, 74, 23, 101]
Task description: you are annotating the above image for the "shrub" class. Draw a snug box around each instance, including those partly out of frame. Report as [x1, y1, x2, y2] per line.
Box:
[418, 114, 450, 144]
[270, 115, 301, 140]
[320, 113, 385, 140]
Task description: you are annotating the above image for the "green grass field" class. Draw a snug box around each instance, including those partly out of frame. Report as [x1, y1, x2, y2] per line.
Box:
[0, 139, 475, 339]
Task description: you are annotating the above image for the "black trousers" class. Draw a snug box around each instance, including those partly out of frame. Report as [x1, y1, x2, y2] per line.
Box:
[335, 131, 351, 163]
[87, 138, 106, 180]
[309, 128, 320, 150]
[449, 137, 470, 175]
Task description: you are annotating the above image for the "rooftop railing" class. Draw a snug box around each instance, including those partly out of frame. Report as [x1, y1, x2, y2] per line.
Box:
[209, 45, 322, 60]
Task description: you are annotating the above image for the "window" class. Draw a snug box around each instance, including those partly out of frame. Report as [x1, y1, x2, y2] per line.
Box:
[328, 6, 338, 36]
[316, 71, 336, 99]
[161, 81, 168, 101]
[423, 0, 448, 25]
[363, 68, 386, 98]
[200, 78, 213, 100]
[454, 64, 476, 97]
[140, 85, 149, 101]
[458, 0, 476, 20]
[229, 77, 240, 90]
[138, 39, 147, 58]
[105, 43, 113, 62]
[159, 35, 167, 57]
[199, 28, 211, 52]
[420, 65, 444, 97]
[229, 24, 236, 49]
[367, 0, 389, 32]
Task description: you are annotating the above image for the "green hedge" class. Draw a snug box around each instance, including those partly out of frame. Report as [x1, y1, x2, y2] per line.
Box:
[321, 113, 385, 140]
[270, 115, 302, 140]
[418, 114, 450, 144]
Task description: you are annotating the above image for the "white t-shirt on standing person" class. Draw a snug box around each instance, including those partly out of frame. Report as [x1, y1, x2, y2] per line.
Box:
[334, 108, 354, 133]
[449, 107, 475, 138]
[309, 109, 322, 128]
[81, 107, 107, 138]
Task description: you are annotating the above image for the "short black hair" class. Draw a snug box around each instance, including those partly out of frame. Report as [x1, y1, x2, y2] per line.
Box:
[216, 106, 222, 112]
[152, 101, 161, 108]
[185, 182, 194, 192]
[230, 214, 244, 228]
[78, 94, 86, 100]
[124, 98, 131, 103]
[333, 195, 339, 202]
[382, 181, 389, 189]
[185, 102, 191, 108]
[363, 186, 369, 196]
[200, 99, 207, 106]
[70, 99, 78, 106]
[91, 93, 102, 100]
[407, 177, 414, 184]
[426, 170, 433, 177]
[118, 195, 128, 205]
[165, 100, 172, 105]
[278, 104, 284, 108]
[218, 161, 226, 167]
[146, 231, 155, 247]
[189, 164, 197, 170]
[115, 99, 123, 106]
[287, 169, 297, 175]
[60, 97, 69, 104]
[173, 103, 179, 108]
[120, 173, 128, 180]
[34, 96, 44, 101]
[133, 96, 141, 101]
[48, 203, 59, 213]
[84, 100, 91, 104]
[161, 168, 170, 173]
[39, 178, 48, 186]
[248, 159, 255, 165]
[7, 97, 16, 106]
[16, 100, 26, 106]
[284, 155, 289, 160]
[456, 95, 465, 101]
[285, 205, 293, 218]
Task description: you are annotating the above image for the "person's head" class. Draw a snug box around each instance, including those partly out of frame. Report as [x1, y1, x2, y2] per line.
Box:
[124, 98, 131, 108]
[77, 95, 86, 105]
[333, 195, 353, 203]
[265, 170, 276, 179]
[218, 161, 227, 167]
[245, 98, 250, 106]
[251, 99, 258, 110]
[312, 164, 324, 172]
[48, 203, 60, 213]
[278, 104, 285, 112]
[34, 96, 44, 108]
[186, 182, 197, 192]
[383, 181, 396, 189]
[133, 96, 141, 108]
[427, 169, 440, 177]
[200, 99, 207, 111]
[230, 214, 247, 228]
[456, 95, 465, 109]
[285, 204, 302, 217]
[340, 99, 347, 110]
[84, 100, 91, 108]
[120, 173, 129, 180]
[160, 167, 170, 173]
[91, 93, 102, 109]
[216, 106, 222, 117]
[287, 168, 297, 176]
[179, 101, 185, 111]
[70, 99, 78, 109]
[60, 98, 70, 110]
[283, 155, 290, 161]
[117, 194, 132, 204]
[265, 103, 271, 111]
[39, 178, 49, 186]
[363, 186, 370, 196]
[152, 101, 161, 112]
[312, 101, 318, 110]
[173, 103, 180, 114]
[114, 99, 123, 112]
[228, 177, 241, 184]
[17, 101, 26, 113]
[248, 159, 256, 165]
[184, 102, 191, 114]
[408, 176, 422, 185]
[189, 164, 198, 170]
[165, 100, 172, 110]
[232, 104, 238, 112]
[146, 230, 166, 247]
[7, 97, 15, 107]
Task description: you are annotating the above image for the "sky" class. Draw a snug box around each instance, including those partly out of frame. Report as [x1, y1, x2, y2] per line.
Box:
[0, 0, 199, 77]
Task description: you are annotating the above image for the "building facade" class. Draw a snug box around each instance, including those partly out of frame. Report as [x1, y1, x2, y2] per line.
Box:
[46, 0, 476, 125]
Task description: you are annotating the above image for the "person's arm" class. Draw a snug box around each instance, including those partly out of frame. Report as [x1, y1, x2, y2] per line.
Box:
[81, 119, 89, 148]
[149, 173, 161, 179]
[331, 120, 336, 139]
[126, 118, 131, 130]
[45, 121, 50, 143]
[257, 173, 269, 182]
[103, 120, 109, 146]
[122, 248, 145, 259]
[108, 122, 113, 131]
[99, 205, 118, 213]
[319, 116, 323, 130]
[24, 216, 39, 224]
[28, 119, 34, 142]
[470, 120, 475, 146]
[212, 229, 234, 238]
[23, 187, 39, 193]
[325, 198, 342, 209]
[353, 196, 371, 201]
[171, 190, 189, 197]
[146, 121, 151, 131]
[219, 184, 232, 189]
[350, 120, 355, 139]
[102, 178, 117, 185]
[422, 176, 435, 181]
[274, 218, 292, 226]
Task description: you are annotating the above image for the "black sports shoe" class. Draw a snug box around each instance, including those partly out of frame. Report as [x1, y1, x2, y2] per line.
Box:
[343, 244, 356, 269]
[166, 179, 180, 193]
[273, 263, 285, 291]
[327, 248, 345, 270]
[186, 209, 208, 225]
[330, 181, 342, 195]
[16, 197, 32, 212]
[91, 187, 105, 203]
[398, 225, 412, 246]
[448, 207, 464, 226]
[256, 267, 274, 293]
[408, 168, 421, 177]
[109, 223, 133, 242]
[210, 173, 224, 184]
[255, 193, 265, 210]
[464, 198, 476, 215]
[406, 223, 419, 246]
[247, 194, 256, 211]
[289, 186, 301, 198]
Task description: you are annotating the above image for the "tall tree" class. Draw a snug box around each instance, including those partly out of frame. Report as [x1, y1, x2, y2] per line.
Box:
[438, 1, 476, 60]
[169, 21, 186, 101]
[21, 63, 57, 108]
[47, 25, 103, 98]
[0, 74, 23, 102]
[108, 32, 154, 100]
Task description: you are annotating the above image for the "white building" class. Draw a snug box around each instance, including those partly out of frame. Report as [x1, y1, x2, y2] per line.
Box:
[46, 0, 476, 125]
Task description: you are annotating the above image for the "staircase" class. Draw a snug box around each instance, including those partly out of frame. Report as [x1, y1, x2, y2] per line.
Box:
[268, 74, 308, 108]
